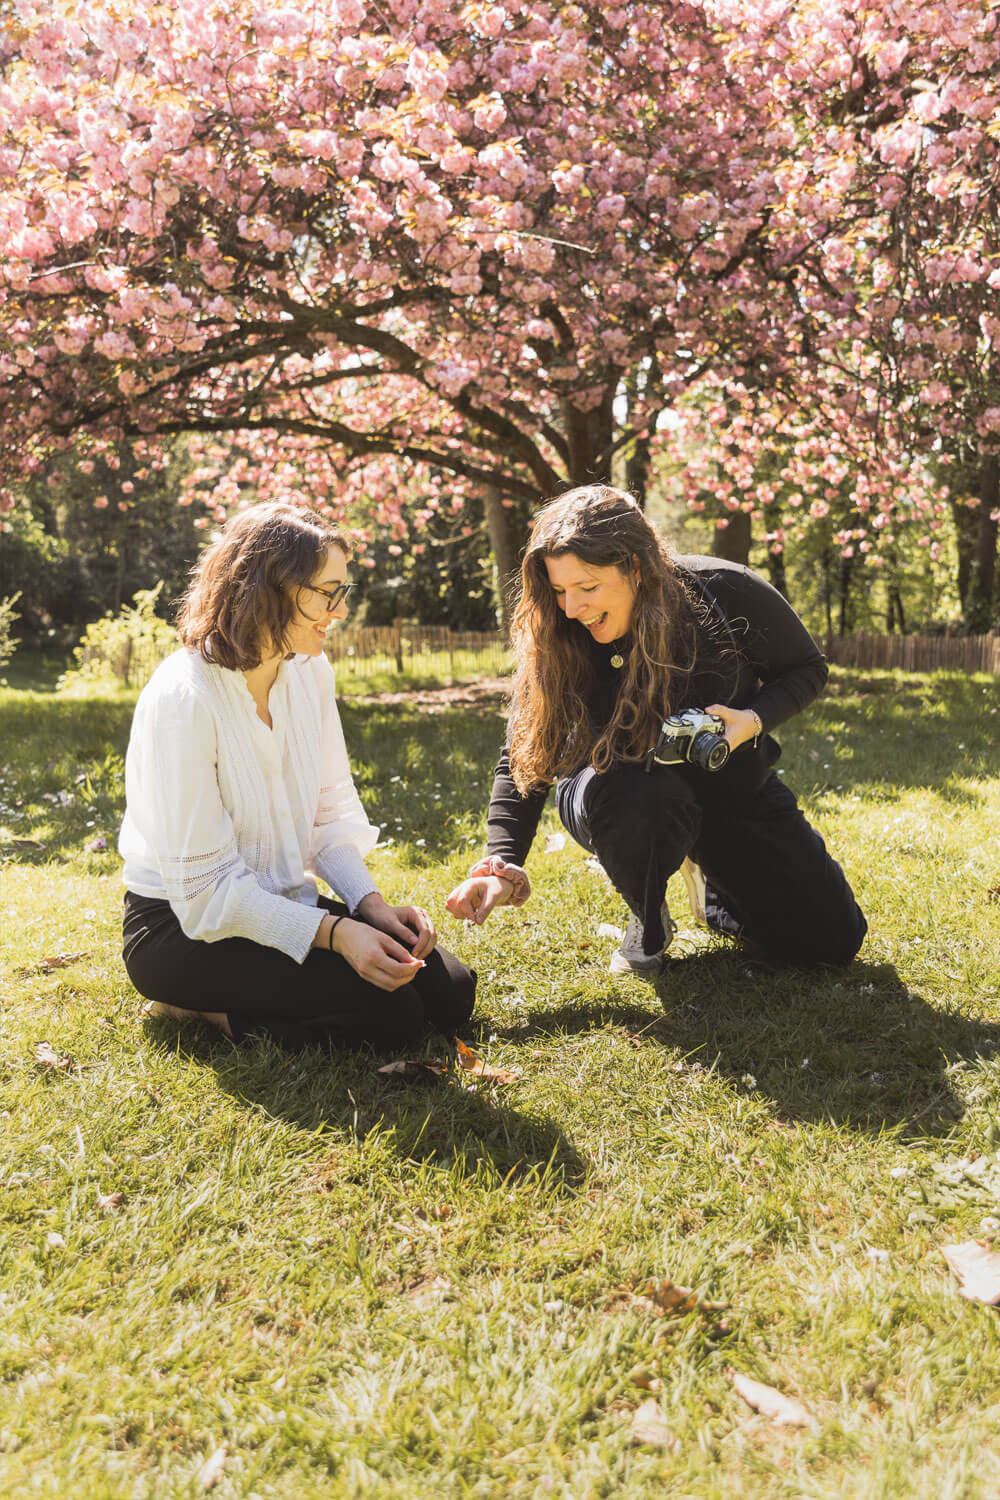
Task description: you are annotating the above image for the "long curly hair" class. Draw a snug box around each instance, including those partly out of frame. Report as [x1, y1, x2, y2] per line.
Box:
[507, 485, 698, 792]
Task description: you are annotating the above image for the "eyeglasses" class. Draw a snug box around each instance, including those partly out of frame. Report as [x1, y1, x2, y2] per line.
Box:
[299, 581, 354, 615]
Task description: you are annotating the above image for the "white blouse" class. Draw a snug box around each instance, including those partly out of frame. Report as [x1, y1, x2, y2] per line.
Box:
[119, 648, 379, 963]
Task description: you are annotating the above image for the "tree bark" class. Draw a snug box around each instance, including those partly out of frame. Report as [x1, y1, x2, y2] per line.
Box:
[964, 455, 999, 633]
[711, 510, 751, 565]
[484, 484, 520, 641]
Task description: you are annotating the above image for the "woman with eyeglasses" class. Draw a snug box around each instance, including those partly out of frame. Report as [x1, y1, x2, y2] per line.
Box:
[119, 502, 476, 1050]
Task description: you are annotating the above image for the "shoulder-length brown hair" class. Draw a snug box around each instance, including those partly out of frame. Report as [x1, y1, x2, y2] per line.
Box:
[176, 502, 347, 670]
[508, 485, 697, 792]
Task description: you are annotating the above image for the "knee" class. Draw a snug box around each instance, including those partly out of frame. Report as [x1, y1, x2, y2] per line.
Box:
[771, 906, 868, 968]
[421, 950, 477, 1029]
[586, 764, 698, 849]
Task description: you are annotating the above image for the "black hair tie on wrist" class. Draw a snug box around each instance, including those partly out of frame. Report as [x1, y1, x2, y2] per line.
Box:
[327, 914, 346, 952]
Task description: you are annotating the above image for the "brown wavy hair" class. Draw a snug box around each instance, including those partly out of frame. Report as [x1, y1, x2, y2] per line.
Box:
[176, 503, 347, 670]
[508, 485, 698, 792]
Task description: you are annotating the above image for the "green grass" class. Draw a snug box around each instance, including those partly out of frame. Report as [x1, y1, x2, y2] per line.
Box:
[2, 667, 1000, 1498]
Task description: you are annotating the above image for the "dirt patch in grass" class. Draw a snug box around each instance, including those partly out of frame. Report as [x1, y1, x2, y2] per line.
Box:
[343, 675, 509, 713]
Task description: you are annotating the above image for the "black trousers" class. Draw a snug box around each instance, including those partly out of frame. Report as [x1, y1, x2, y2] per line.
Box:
[556, 761, 867, 966]
[123, 891, 477, 1051]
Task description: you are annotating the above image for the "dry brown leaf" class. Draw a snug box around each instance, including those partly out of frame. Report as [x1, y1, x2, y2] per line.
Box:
[454, 1037, 520, 1084]
[942, 1240, 1000, 1304]
[629, 1398, 678, 1448]
[377, 1058, 449, 1078]
[196, 1444, 228, 1491]
[731, 1372, 812, 1428]
[18, 950, 90, 977]
[626, 1364, 660, 1391]
[635, 1278, 699, 1317]
[34, 1041, 78, 1072]
[97, 1190, 125, 1213]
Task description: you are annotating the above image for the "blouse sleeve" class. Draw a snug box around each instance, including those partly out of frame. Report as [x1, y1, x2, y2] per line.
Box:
[308, 657, 380, 912]
[123, 680, 325, 962]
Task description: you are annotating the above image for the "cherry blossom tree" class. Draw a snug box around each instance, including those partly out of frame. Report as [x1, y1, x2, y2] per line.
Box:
[1, 0, 997, 629]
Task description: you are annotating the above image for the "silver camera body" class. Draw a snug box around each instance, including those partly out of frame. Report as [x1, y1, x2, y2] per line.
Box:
[646, 709, 731, 773]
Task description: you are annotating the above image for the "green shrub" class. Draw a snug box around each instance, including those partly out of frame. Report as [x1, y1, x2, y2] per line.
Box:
[0, 592, 20, 673]
[61, 583, 176, 691]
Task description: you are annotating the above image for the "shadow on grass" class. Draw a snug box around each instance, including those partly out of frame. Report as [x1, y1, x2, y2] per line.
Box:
[498, 955, 1000, 1138]
[142, 1018, 588, 1190]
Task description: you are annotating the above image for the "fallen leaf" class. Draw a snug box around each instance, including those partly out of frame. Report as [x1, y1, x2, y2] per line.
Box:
[196, 1444, 228, 1491]
[543, 832, 566, 853]
[454, 1037, 520, 1084]
[629, 1398, 678, 1448]
[8, 838, 44, 852]
[17, 950, 90, 978]
[406, 1275, 454, 1309]
[731, 1372, 812, 1427]
[34, 1041, 78, 1072]
[988, 886, 1000, 904]
[942, 1240, 1000, 1304]
[636, 1279, 699, 1317]
[97, 1190, 125, 1213]
[626, 1364, 660, 1391]
[377, 1058, 449, 1078]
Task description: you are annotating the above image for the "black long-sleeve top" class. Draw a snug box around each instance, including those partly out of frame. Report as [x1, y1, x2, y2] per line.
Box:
[486, 556, 828, 866]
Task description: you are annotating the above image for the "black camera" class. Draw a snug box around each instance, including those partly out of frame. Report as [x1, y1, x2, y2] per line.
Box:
[646, 709, 731, 773]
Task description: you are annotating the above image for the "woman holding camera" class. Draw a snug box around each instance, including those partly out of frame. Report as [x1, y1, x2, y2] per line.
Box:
[446, 486, 866, 976]
[119, 502, 476, 1048]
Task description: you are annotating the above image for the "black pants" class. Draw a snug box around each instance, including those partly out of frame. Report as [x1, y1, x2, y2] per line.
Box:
[556, 762, 867, 965]
[123, 892, 477, 1051]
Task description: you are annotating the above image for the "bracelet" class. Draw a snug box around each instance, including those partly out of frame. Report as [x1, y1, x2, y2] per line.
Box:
[327, 913, 347, 952]
[748, 709, 763, 748]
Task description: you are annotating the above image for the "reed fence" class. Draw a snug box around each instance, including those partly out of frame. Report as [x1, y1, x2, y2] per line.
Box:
[823, 629, 1000, 675]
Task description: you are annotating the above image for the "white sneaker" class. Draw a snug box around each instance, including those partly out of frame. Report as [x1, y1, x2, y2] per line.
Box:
[680, 857, 707, 924]
[609, 904, 676, 979]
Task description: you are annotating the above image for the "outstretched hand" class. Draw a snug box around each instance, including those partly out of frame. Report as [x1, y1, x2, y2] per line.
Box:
[445, 874, 512, 926]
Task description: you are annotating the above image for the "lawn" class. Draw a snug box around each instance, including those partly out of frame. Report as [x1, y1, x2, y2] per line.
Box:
[1, 665, 999, 1498]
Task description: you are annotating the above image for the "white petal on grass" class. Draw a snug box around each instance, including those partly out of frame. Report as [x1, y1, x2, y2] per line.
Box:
[597, 923, 625, 940]
[196, 1444, 228, 1491]
[45, 1231, 66, 1249]
[543, 832, 566, 853]
[731, 1372, 813, 1427]
[942, 1241, 1000, 1304]
[629, 1398, 678, 1448]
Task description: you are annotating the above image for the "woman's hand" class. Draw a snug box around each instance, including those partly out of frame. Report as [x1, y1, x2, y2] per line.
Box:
[353, 891, 437, 959]
[705, 702, 763, 752]
[445, 874, 514, 925]
[331, 916, 425, 990]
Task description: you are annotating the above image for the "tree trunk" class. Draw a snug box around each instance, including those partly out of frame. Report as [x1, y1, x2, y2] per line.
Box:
[822, 547, 834, 647]
[838, 555, 853, 636]
[765, 546, 788, 598]
[964, 456, 999, 633]
[484, 484, 520, 641]
[711, 510, 751, 566]
[562, 388, 615, 486]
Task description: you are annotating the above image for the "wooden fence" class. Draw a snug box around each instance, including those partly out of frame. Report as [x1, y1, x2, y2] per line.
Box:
[324, 622, 509, 679]
[823, 629, 1000, 675]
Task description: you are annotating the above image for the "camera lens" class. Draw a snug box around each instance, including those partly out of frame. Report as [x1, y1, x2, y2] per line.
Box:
[689, 731, 730, 772]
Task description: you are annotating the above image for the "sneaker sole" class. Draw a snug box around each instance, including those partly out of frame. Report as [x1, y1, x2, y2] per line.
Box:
[608, 951, 667, 979]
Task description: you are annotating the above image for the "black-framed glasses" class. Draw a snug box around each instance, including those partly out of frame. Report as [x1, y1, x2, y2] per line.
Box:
[299, 581, 354, 614]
